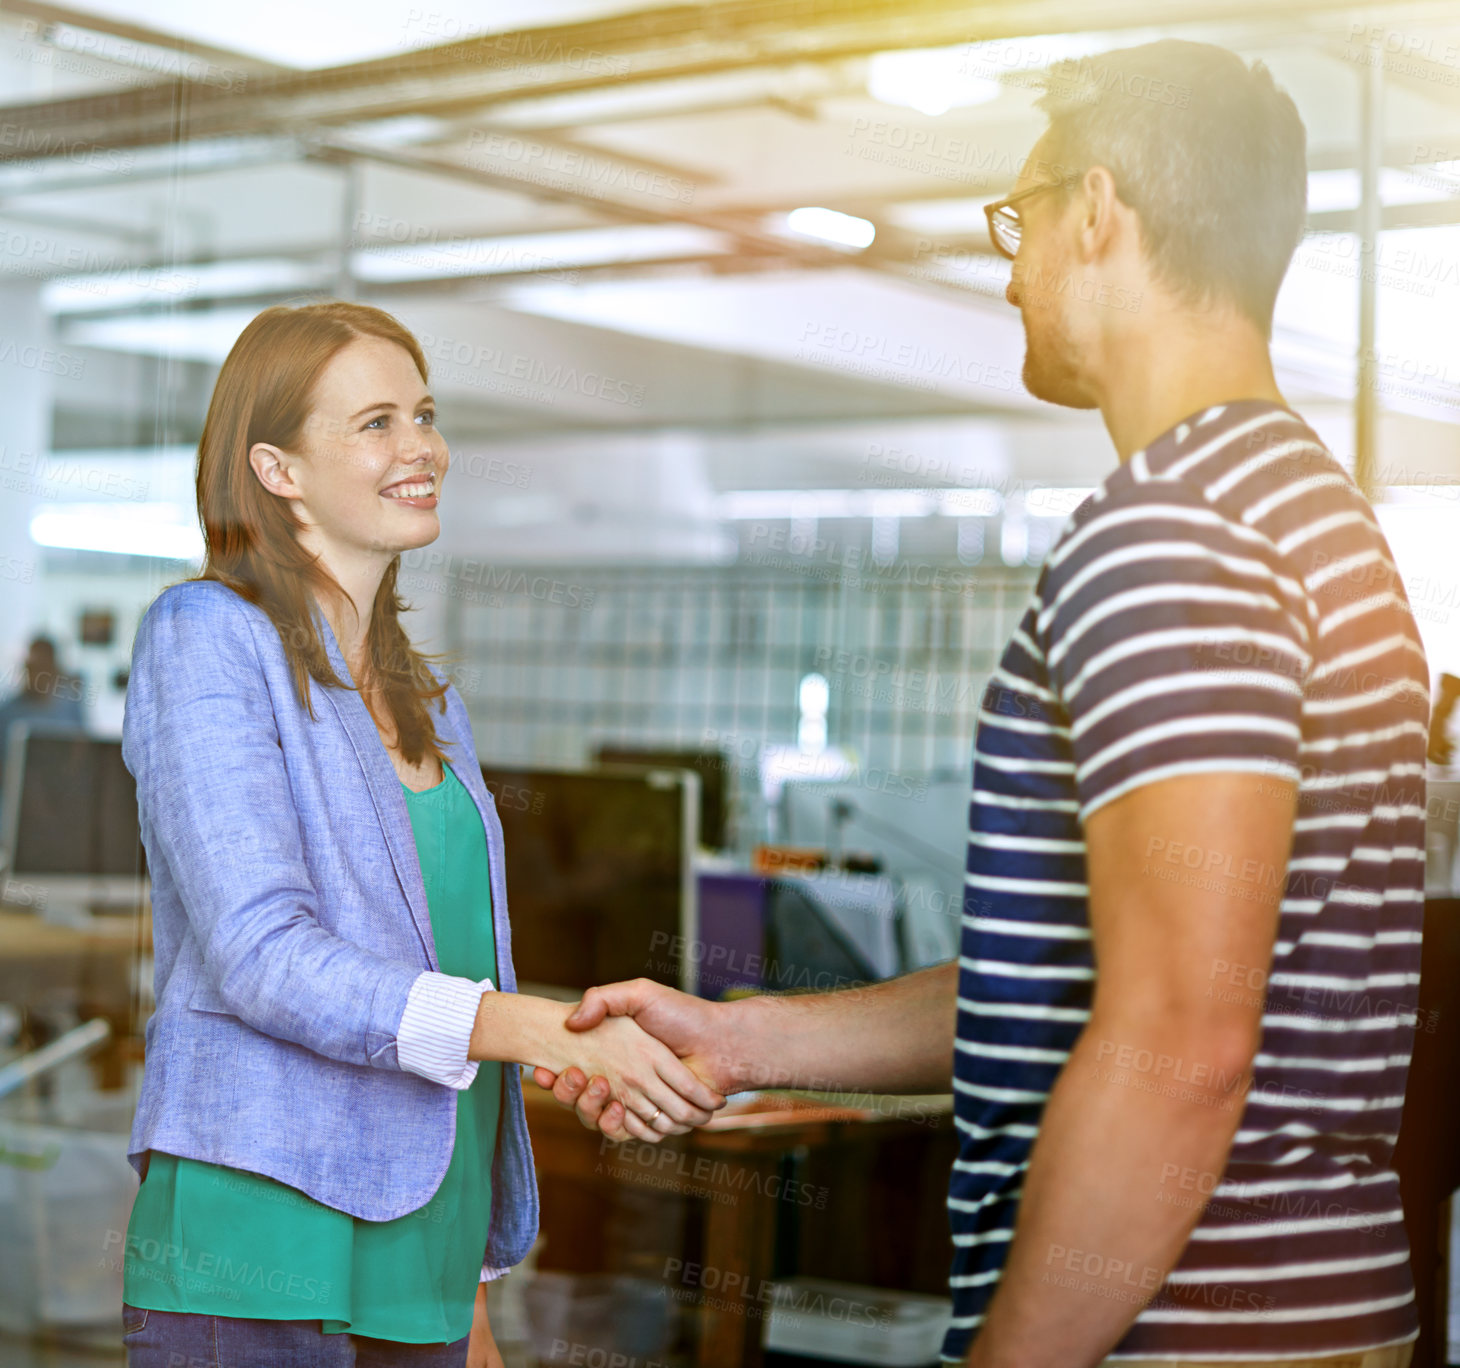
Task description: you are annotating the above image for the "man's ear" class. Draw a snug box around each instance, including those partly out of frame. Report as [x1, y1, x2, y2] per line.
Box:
[1075, 164, 1123, 264]
[248, 442, 302, 500]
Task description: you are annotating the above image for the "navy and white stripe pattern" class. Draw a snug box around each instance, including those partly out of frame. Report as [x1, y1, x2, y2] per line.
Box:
[944, 401, 1428, 1361]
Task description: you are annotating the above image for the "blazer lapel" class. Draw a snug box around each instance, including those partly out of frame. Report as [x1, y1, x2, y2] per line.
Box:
[311, 603, 438, 971]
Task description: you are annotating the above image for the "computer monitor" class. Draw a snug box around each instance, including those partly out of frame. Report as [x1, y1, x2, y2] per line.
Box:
[480, 764, 699, 995]
[0, 725, 147, 917]
[592, 745, 729, 850]
[781, 774, 970, 968]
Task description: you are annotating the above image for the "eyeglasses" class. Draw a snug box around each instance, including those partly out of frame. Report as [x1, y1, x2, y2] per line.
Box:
[983, 171, 1084, 260]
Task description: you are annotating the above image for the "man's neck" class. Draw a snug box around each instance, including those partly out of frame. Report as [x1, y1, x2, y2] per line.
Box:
[1094, 311, 1286, 462]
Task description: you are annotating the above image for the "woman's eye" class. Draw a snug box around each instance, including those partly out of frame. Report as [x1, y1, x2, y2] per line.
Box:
[417, 411, 436, 427]
[365, 415, 387, 430]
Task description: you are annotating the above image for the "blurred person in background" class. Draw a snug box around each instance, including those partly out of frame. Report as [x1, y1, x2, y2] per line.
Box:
[118, 301, 723, 1368]
[0, 635, 86, 807]
[540, 39, 1426, 1368]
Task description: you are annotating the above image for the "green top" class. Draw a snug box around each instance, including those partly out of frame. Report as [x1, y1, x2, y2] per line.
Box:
[123, 762, 504, 1343]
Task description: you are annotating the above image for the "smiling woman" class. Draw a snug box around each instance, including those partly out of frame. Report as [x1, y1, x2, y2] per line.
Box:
[117, 301, 726, 1368]
[195, 301, 454, 775]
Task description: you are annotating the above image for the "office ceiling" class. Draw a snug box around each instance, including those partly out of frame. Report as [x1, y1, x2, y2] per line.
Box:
[3, 0, 1460, 558]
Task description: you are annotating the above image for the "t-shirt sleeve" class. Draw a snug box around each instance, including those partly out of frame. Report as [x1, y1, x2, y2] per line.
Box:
[1038, 483, 1312, 825]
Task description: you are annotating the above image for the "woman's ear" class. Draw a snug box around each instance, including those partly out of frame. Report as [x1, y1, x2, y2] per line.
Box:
[248, 442, 302, 500]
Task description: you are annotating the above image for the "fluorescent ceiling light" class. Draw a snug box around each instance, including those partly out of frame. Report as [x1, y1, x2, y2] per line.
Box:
[779, 208, 876, 251]
[867, 46, 1002, 116]
[42, 258, 323, 314]
[30, 502, 203, 560]
[352, 225, 732, 282]
[716, 488, 1001, 519]
[61, 308, 257, 363]
[335, 115, 454, 148]
[1307, 167, 1457, 213]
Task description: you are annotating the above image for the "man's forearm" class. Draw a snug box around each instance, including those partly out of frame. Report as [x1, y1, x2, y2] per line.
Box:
[716, 960, 957, 1095]
[966, 1013, 1252, 1368]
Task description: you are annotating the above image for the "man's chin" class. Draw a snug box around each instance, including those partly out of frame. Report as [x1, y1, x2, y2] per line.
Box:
[1021, 353, 1098, 410]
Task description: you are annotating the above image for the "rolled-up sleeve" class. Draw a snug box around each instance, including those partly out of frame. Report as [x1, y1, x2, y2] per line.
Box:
[397, 972, 495, 1089]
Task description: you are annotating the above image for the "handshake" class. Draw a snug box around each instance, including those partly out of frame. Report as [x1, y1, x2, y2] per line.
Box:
[530, 978, 737, 1143]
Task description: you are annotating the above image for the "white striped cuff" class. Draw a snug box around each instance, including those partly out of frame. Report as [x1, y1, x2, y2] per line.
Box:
[481, 1264, 510, 1282]
[396, 971, 495, 1090]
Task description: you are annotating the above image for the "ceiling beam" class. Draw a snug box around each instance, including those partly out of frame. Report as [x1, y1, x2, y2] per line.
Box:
[0, 0, 1436, 165]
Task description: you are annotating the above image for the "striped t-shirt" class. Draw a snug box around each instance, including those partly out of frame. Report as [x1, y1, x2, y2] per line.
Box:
[946, 399, 1428, 1361]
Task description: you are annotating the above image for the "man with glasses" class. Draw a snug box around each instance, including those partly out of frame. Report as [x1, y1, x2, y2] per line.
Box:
[539, 39, 1424, 1368]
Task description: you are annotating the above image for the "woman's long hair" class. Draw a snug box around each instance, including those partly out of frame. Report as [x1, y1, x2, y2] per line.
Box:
[194, 301, 450, 767]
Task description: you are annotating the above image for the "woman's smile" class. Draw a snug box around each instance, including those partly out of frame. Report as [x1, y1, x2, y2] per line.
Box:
[379, 469, 439, 509]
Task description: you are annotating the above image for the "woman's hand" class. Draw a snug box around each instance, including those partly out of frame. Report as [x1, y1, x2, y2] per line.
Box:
[469, 991, 726, 1141]
[560, 1012, 724, 1141]
[467, 1283, 504, 1368]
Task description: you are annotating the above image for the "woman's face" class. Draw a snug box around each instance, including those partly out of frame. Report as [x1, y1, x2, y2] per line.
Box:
[254, 334, 449, 565]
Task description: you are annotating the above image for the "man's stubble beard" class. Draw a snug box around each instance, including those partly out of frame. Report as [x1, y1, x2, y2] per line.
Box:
[1019, 303, 1099, 411]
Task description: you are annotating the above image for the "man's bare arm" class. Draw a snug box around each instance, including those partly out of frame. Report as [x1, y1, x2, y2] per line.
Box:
[965, 770, 1294, 1368]
[536, 960, 958, 1137]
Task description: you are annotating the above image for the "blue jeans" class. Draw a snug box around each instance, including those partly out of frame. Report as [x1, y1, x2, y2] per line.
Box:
[122, 1303, 471, 1368]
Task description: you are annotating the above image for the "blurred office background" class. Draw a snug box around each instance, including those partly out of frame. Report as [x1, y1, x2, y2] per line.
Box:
[2, 2, 1460, 1366]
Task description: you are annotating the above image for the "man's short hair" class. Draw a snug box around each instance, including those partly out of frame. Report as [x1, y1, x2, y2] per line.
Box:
[1034, 39, 1307, 337]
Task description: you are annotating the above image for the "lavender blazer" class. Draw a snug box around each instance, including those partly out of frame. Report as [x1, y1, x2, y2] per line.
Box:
[121, 578, 538, 1268]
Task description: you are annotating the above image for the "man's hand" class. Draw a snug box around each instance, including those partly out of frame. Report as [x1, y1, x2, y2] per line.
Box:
[532, 979, 734, 1140]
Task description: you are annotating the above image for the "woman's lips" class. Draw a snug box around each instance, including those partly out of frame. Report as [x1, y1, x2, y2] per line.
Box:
[380, 474, 438, 508]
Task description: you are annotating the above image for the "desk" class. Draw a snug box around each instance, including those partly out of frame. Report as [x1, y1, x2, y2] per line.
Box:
[523, 1084, 953, 1368]
[0, 908, 149, 1086]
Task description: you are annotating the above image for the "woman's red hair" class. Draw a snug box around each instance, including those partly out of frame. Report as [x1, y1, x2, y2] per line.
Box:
[193, 300, 449, 766]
